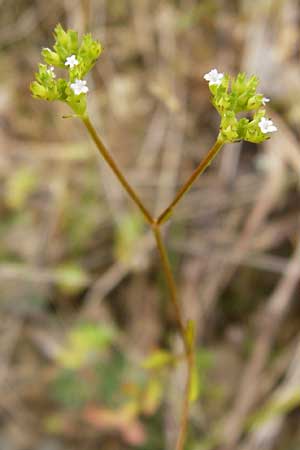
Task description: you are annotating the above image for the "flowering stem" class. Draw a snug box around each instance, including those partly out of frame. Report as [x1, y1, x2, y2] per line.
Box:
[82, 116, 154, 225]
[156, 138, 224, 225]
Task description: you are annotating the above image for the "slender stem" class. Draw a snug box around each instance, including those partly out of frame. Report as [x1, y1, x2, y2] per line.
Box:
[176, 353, 194, 450]
[157, 139, 224, 225]
[152, 225, 187, 347]
[152, 225, 193, 450]
[82, 116, 154, 225]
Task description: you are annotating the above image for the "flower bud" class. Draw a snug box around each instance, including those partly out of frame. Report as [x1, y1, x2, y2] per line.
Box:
[42, 48, 61, 67]
[247, 95, 262, 111]
[30, 81, 47, 99]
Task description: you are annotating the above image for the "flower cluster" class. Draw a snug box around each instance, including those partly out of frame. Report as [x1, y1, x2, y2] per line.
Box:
[31, 24, 102, 117]
[203, 69, 277, 143]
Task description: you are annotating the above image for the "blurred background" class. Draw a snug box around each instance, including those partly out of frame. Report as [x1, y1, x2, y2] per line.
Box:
[1, 1, 300, 449]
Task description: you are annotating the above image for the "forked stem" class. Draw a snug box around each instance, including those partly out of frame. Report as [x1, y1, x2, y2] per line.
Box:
[82, 115, 223, 450]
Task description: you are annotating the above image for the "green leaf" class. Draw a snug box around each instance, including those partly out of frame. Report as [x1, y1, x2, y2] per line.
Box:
[189, 366, 200, 403]
[142, 350, 175, 370]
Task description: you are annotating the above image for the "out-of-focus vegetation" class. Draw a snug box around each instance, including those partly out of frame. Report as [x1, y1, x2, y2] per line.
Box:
[0, 1, 300, 450]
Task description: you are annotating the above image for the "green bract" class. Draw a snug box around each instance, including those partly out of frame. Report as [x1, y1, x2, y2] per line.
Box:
[31, 24, 102, 117]
[208, 72, 272, 144]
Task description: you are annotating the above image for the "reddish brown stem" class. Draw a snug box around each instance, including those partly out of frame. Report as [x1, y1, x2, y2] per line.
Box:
[156, 139, 224, 225]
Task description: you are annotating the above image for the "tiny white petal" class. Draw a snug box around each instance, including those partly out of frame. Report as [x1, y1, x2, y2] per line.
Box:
[204, 68, 224, 86]
[259, 117, 277, 134]
[70, 79, 89, 95]
[65, 54, 79, 69]
[262, 97, 270, 106]
[267, 124, 277, 132]
[47, 66, 56, 78]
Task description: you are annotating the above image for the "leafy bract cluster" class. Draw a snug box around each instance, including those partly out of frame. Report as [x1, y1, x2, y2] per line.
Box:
[31, 24, 102, 117]
[206, 70, 276, 143]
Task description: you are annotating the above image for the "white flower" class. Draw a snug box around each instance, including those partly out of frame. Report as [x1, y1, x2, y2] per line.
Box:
[262, 97, 270, 106]
[65, 54, 79, 69]
[203, 68, 224, 86]
[47, 66, 56, 78]
[258, 117, 277, 134]
[70, 79, 89, 95]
